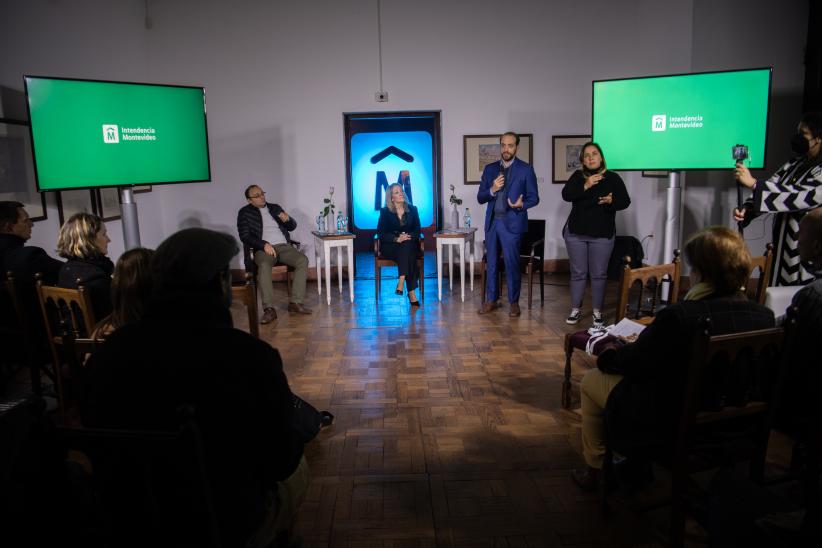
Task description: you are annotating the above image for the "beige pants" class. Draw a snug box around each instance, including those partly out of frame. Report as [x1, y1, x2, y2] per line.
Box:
[580, 369, 624, 469]
[246, 455, 310, 548]
[254, 244, 309, 307]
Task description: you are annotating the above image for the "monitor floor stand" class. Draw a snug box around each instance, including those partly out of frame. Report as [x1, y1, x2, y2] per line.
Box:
[120, 187, 142, 250]
[663, 171, 682, 293]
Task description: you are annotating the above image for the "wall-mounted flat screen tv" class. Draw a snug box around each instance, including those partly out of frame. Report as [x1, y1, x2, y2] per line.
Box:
[24, 76, 210, 191]
[592, 67, 771, 171]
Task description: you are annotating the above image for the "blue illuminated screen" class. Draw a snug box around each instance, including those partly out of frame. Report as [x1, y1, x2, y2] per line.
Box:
[350, 130, 434, 230]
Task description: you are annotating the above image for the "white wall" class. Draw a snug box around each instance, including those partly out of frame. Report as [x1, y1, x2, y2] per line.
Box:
[0, 0, 807, 268]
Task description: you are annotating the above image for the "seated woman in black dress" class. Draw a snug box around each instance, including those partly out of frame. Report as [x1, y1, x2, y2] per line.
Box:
[57, 212, 115, 324]
[377, 183, 422, 306]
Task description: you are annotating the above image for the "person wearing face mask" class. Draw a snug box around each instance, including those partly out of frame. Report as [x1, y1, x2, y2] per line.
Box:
[734, 111, 822, 286]
[561, 143, 631, 326]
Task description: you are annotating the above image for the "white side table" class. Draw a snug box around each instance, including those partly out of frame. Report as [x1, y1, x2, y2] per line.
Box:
[311, 231, 355, 305]
[434, 228, 477, 302]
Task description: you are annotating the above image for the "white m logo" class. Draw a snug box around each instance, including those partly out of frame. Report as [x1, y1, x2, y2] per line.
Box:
[102, 124, 119, 143]
[652, 115, 666, 132]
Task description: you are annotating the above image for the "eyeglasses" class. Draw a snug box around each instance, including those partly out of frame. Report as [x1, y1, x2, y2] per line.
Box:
[248, 192, 266, 199]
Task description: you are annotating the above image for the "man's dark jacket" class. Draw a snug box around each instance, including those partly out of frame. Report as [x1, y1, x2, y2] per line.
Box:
[599, 293, 775, 455]
[81, 290, 304, 545]
[236, 203, 297, 273]
[0, 233, 62, 285]
[0, 234, 63, 363]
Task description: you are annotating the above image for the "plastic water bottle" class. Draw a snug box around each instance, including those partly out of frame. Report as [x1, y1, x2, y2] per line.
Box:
[316, 215, 324, 232]
[464, 208, 471, 228]
[336, 210, 343, 233]
[342, 215, 349, 232]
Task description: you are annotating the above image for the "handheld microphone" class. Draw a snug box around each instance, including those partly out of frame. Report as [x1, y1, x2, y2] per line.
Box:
[499, 160, 506, 187]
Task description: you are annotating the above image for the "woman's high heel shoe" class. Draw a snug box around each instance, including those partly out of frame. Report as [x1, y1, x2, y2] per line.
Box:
[395, 288, 403, 295]
[408, 294, 421, 307]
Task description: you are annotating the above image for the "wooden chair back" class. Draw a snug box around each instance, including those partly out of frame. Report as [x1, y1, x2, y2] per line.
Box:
[3, 271, 25, 328]
[231, 272, 259, 339]
[667, 321, 786, 546]
[374, 235, 425, 301]
[615, 250, 682, 324]
[35, 278, 96, 419]
[748, 242, 774, 304]
[56, 405, 221, 547]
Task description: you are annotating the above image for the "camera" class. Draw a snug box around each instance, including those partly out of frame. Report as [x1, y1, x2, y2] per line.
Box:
[732, 144, 749, 162]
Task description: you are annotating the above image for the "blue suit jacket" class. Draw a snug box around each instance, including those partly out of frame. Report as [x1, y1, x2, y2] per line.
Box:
[477, 157, 539, 233]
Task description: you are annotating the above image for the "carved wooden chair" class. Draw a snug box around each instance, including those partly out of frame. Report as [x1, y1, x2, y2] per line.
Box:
[748, 242, 774, 304]
[480, 219, 546, 309]
[602, 320, 787, 547]
[35, 278, 96, 419]
[374, 234, 425, 301]
[231, 272, 259, 339]
[562, 251, 682, 409]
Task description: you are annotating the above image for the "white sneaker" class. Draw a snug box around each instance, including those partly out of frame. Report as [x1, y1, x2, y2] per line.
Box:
[566, 309, 582, 324]
[592, 311, 605, 328]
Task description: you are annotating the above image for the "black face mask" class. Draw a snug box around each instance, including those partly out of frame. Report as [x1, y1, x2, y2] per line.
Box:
[791, 132, 810, 155]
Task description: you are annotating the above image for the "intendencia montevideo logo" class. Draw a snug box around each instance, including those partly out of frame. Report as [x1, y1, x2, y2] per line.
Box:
[102, 124, 157, 143]
[651, 114, 704, 132]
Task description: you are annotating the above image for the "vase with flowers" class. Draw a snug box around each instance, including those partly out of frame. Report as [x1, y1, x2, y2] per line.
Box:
[319, 186, 335, 233]
[448, 184, 462, 228]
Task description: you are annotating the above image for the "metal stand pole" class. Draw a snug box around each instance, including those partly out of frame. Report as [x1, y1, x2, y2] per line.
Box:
[119, 187, 142, 250]
[662, 171, 682, 301]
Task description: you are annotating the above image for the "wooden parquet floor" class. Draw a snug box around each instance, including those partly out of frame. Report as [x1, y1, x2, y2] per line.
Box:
[229, 260, 662, 547]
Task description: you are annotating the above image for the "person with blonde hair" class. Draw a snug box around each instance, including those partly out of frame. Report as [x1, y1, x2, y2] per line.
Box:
[57, 212, 113, 322]
[376, 183, 422, 306]
[571, 226, 775, 492]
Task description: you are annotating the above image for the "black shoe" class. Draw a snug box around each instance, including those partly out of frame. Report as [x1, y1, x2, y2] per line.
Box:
[319, 411, 335, 427]
[261, 307, 277, 324]
[408, 294, 421, 307]
[395, 288, 403, 295]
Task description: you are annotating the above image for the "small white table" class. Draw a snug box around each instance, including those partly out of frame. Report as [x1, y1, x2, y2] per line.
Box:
[312, 231, 355, 305]
[434, 228, 477, 302]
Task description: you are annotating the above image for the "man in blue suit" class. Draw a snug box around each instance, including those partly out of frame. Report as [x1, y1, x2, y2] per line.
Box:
[477, 132, 540, 317]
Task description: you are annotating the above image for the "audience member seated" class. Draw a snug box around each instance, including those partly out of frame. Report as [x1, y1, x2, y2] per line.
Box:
[0, 201, 63, 284]
[776, 207, 822, 439]
[90, 247, 154, 340]
[571, 226, 775, 491]
[56, 213, 114, 323]
[81, 228, 307, 547]
[0, 201, 63, 365]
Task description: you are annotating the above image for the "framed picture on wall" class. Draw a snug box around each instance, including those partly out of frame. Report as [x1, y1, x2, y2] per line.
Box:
[133, 185, 152, 194]
[463, 133, 533, 185]
[94, 188, 122, 221]
[0, 118, 47, 221]
[552, 135, 590, 184]
[57, 189, 95, 225]
[642, 170, 669, 178]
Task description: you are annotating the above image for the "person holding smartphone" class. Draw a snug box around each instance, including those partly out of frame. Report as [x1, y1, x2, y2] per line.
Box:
[562, 142, 630, 326]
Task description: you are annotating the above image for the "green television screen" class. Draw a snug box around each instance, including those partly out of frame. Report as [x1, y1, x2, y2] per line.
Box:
[24, 76, 210, 191]
[592, 68, 771, 171]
